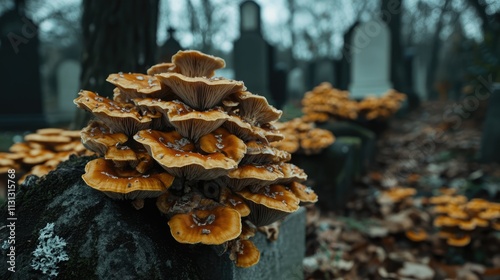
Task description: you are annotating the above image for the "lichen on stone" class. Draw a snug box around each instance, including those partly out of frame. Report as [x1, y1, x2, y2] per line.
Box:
[31, 222, 69, 278]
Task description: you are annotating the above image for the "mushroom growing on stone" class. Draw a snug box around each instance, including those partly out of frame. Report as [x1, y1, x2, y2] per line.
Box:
[74, 49, 316, 268]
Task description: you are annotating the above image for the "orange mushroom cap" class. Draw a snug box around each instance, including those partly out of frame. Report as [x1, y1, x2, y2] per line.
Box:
[80, 120, 129, 156]
[219, 186, 250, 217]
[226, 164, 284, 192]
[146, 62, 176, 75]
[287, 181, 318, 205]
[134, 129, 239, 180]
[199, 127, 247, 163]
[74, 90, 161, 136]
[230, 239, 261, 268]
[106, 72, 164, 97]
[168, 204, 242, 245]
[231, 91, 282, 125]
[405, 228, 428, 242]
[237, 184, 300, 227]
[446, 234, 471, 247]
[82, 158, 175, 200]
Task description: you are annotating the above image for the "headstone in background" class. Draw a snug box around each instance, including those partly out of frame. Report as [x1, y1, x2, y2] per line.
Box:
[311, 59, 336, 88]
[157, 27, 182, 63]
[338, 22, 360, 91]
[286, 67, 306, 105]
[53, 59, 80, 125]
[413, 55, 427, 101]
[270, 63, 287, 109]
[480, 83, 500, 164]
[233, 1, 274, 104]
[348, 19, 392, 99]
[0, 9, 46, 130]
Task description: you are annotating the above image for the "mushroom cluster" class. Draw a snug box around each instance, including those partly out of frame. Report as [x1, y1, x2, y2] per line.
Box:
[300, 82, 406, 122]
[271, 118, 335, 155]
[357, 90, 407, 121]
[426, 191, 500, 248]
[301, 82, 358, 122]
[74, 50, 317, 268]
[0, 128, 90, 190]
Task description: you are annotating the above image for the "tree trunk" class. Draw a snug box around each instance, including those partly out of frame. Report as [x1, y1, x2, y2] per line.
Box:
[425, 0, 451, 100]
[71, 0, 159, 129]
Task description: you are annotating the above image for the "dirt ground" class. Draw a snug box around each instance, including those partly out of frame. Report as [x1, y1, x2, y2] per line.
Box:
[303, 101, 500, 279]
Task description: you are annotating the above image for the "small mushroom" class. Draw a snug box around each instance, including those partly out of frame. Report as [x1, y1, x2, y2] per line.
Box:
[237, 184, 300, 227]
[286, 181, 318, 206]
[219, 186, 250, 217]
[198, 127, 246, 163]
[80, 120, 129, 156]
[405, 228, 428, 242]
[226, 164, 284, 192]
[164, 100, 230, 141]
[231, 91, 282, 125]
[229, 239, 260, 268]
[171, 50, 225, 78]
[82, 158, 175, 200]
[134, 129, 239, 180]
[74, 90, 161, 136]
[146, 62, 176, 75]
[156, 73, 246, 111]
[168, 204, 242, 245]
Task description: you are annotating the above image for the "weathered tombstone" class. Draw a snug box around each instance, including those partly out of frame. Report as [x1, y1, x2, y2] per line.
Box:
[270, 63, 287, 109]
[413, 55, 427, 101]
[338, 22, 360, 90]
[0, 8, 46, 130]
[348, 19, 392, 99]
[311, 59, 336, 88]
[286, 66, 306, 105]
[157, 27, 182, 63]
[233, 1, 274, 103]
[480, 83, 500, 163]
[54, 59, 80, 124]
[291, 137, 362, 211]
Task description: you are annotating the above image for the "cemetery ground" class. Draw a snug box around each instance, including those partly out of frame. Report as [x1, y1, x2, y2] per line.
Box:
[302, 100, 500, 279]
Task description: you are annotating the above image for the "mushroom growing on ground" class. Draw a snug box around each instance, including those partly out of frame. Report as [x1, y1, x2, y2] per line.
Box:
[74, 49, 317, 268]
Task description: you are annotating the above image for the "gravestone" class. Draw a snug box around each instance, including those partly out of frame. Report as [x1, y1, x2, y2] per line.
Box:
[157, 27, 182, 63]
[54, 59, 80, 124]
[270, 63, 287, 109]
[479, 83, 500, 164]
[413, 55, 427, 101]
[311, 59, 336, 88]
[233, 1, 274, 104]
[348, 19, 392, 99]
[338, 22, 360, 90]
[0, 8, 46, 130]
[286, 67, 306, 104]
[291, 137, 362, 211]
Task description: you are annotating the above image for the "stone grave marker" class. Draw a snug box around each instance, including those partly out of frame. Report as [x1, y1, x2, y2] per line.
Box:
[348, 18, 392, 99]
[286, 66, 306, 104]
[157, 27, 182, 63]
[480, 83, 500, 164]
[0, 9, 46, 130]
[54, 59, 81, 124]
[233, 0, 274, 103]
[311, 59, 336, 88]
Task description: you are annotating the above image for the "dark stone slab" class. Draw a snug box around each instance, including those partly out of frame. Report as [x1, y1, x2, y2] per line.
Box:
[317, 120, 377, 173]
[291, 137, 360, 211]
[0, 155, 306, 280]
